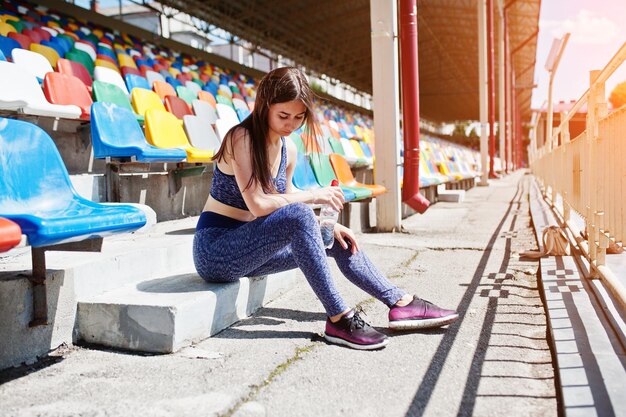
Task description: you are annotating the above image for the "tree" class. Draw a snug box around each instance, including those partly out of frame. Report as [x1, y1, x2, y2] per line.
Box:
[608, 81, 626, 110]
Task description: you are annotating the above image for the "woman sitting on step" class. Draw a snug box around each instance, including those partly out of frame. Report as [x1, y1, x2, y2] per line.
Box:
[193, 67, 459, 350]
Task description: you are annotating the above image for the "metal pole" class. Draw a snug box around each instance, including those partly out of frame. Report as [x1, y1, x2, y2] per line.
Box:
[498, 0, 505, 176]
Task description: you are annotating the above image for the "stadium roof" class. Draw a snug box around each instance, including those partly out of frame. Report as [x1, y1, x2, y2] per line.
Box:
[156, 0, 540, 124]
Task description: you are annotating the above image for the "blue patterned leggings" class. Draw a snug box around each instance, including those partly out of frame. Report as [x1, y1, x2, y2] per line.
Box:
[192, 203, 406, 317]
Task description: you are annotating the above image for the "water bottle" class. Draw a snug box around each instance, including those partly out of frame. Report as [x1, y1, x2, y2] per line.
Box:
[320, 179, 340, 249]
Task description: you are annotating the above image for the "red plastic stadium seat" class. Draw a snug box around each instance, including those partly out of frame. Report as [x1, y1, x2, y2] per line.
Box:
[22, 28, 43, 44]
[121, 65, 140, 77]
[43, 72, 93, 120]
[164, 95, 192, 119]
[0, 217, 22, 253]
[57, 58, 93, 91]
[8, 32, 32, 50]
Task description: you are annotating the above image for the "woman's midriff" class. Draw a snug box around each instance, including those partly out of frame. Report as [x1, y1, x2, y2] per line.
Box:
[202, 195, 256, 222]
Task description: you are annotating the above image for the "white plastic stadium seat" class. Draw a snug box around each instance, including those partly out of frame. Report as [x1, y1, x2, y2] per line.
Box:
[183, 115, 222, 151]
[145, 70, 165, 88]
[94, 66, 129, 95]
[191, 99, 217, 125]
[216, 103, 239, 126]
[12, 48, 54, 81]
[215, 118, 237, 142]
[184, 80, 202, 96]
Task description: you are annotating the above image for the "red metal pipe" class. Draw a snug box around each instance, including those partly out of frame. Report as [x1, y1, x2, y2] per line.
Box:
[399, 0, 429, 213]
[487, 0, 496, 178]
[503, 10, 509, 173]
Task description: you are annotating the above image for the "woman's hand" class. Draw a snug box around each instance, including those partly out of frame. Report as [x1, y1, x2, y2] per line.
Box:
[334, 223, 359, 254]
[311, 186, 344, 212]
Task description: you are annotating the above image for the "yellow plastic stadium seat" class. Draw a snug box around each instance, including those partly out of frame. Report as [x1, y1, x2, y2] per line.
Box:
[91, 29, 103, 38]
[350, 139, 367, 159]
[0, 21, 16, 36]
[131, 88, 166, 117]
[47, 21, 61, 28]
[117, 54, 137, 69]
[94, 59, 119, 73]
[168, 67, 180, 77]
[30, 43, 60, 68]
[144, 109, 213, 163]
[1, 14, 20, 22]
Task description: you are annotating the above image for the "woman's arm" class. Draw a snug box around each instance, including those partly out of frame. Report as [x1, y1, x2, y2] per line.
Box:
[230, 132, 344, 217]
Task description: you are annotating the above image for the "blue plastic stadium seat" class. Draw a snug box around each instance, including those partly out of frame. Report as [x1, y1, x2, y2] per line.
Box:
[90, 102, 187, 162]
[0, 117, 146, 247]
[292, 153, 356, 202]
[124, 73, 150, 92]
[0, 35, 21, 60]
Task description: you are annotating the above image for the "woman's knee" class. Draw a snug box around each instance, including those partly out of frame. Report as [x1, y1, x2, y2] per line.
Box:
[277, 202, 318, 231]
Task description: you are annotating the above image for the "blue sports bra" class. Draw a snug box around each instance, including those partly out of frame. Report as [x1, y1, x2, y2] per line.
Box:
[210, 137, 287, 211]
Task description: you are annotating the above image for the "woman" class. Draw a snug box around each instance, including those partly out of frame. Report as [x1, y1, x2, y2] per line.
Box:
[193, 67, 458, 350]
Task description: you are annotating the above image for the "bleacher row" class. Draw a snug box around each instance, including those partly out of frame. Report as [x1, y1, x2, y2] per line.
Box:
[0, 0, 483, 255]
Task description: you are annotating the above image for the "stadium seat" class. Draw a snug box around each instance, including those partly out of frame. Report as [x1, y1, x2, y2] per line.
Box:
[0, 60, 81, 118]
[12, 48, 54, 82]
[340, 138, 368, 166]
[144, 109, 213, 163]
[0, 217, 22, 253]
[74, 40, 96, 61]
[30, 43, 60, 68]
[92, 80, 144, 123]
[175, 85, 197, 106]
[153, 80, 175, 100]
[164, 94, 192, 119]
[90, 102, 186, 162]
[0, 116, 146, 248]
[184, 80, 202, 96]
[8, 31, 31, 49]
[215, 118, 238, 142]
[145, 69, 165, 87]
[216, 102, 240, 126]
[0, 21, 17, 37]
[329, 153, 386, 197]
[0, 34, 21, 60]
[94, 65, 128, 95]
[43, 72, 92, 119]
[308, 153, 371, 201]
[65, 48, 94, 76]
[292, 153, 356, 202]
[124, 73, 150, 92]
[191, 99, 217, 124]
[198, 90, 217, 108]
[0, 48, 5, 61]
[183, 115, 221, 153]
[57, 57, 92, 91]
[131, 87, 166, 117]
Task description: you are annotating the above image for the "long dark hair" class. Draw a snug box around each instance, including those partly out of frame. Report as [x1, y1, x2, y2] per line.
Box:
[213, 67, 321, 193]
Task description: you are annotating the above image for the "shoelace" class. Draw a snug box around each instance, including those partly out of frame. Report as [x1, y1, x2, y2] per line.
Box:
[349, 308, 369, 330]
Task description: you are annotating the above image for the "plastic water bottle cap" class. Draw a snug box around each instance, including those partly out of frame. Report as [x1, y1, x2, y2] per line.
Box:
[331, 179, 339, 187]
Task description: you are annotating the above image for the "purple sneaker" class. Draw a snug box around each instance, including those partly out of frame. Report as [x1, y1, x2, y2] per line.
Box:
[389, 296, 459, 330]
[324, 309, 388, 350]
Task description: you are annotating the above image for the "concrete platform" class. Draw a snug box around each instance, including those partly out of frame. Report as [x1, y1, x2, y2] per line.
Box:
[78, 270, 297, 353]
[529, 177, 626, 417]
[0, 216, 298, 368]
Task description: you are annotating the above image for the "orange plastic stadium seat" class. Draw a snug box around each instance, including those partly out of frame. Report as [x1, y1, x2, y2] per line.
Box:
[329, 153, 386, 197]
[153, 80, 176, 100]
[300, 132, 322, 154]
[43, 72, 93, 120]
[0, 217, 22, 253]
[198, 90, 217, 108]
[164, 95, 192, 119]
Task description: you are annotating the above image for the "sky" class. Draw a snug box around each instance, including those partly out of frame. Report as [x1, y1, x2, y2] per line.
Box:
[532, 0, 626, 109]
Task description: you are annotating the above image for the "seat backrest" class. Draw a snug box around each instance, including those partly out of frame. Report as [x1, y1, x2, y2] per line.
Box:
[74, 40, 96, 61]
[131, 87, 166, 116]
[0, 22, 17, 37]
[153, 80, 175, 100]
[328, 153, 356, 184]
[215, 118, 237, 142]
[184, 80, 201, 96]
[0, 116, 75, 213]
[216, 103, 239, 126]
[328, 137, 345, 155]
[175, 85, 196, 106]
[0, 35, 20, 60]
[124, 73, 150, 92]
[198, 90, 217, 108]
[30, 43, 60, 68]
[308, 152, 338, 186]
[292, 152, 321, 191]
[94, 65, 128, 94]
[92, 80, 134, 112]
[340, 138, 360, 160]
[12, 48, 54, 80]
[288, 133, 306, 154]
[0, 60, 49, 107]
[90, 101, 147, 157]
[65, 48, 94, 76]
[144, 109, 191, 149]
[144, 70, 166, 87]
[164, 94, 192, 119]
[43, 72, 92, 118]
[191, 99, 217, 124]
[8, 31, 31, 49]
[183, 115, 221, 151]
[57, 57, 92, 88]
[359, 141, 373, 158]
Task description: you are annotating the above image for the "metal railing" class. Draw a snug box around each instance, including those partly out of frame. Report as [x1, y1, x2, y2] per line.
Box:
[528, 42, 626, 310]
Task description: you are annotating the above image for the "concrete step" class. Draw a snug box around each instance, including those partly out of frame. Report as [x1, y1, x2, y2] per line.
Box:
[437, 184, 465, 203]
[529, 177, 626, 417]
[77, 270, 298, 353]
